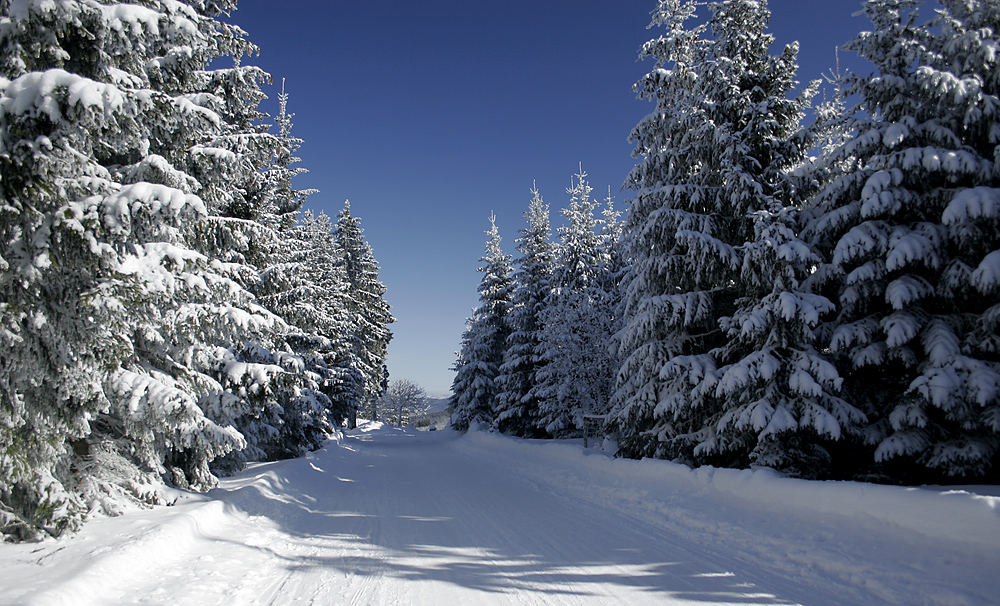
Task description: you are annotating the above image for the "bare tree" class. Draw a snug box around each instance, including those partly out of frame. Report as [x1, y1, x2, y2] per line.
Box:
[378, 380, 428, 427]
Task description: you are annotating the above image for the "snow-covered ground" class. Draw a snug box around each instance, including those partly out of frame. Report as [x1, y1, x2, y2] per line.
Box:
[2, 422, 998, 605]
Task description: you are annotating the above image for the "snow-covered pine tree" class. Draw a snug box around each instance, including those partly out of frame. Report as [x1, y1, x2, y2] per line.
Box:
[209, 222, 339, 469]
[332, 200, 394, 421]
[271, 210, 364, 426]
[534, 168, 617, 436]
[494, 184, 555, 436]
[98, 7, 305, 481]
[450, 214, 514, 431]
[805, 0, 1000, 481]
[165, 30, 344, 470]
[262, 80, 318, 225]
[599, 184, 627, 375]
[609, 0, 857, 468]
[610, 0, 709, 458]
[714, 214, 867, 477]
[0, 0, 303, 539]
[220, 85, 353, 464]
[600, 186, 628, 304]
[682, 3, 867, 477]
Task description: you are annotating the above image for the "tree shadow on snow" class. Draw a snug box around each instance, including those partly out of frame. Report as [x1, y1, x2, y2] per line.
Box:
[209, 428, 815, 605]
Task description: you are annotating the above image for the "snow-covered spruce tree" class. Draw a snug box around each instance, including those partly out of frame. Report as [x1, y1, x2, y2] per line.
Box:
[208, 214, 342, 470]
[0, 0, 305, 539]
[610, 0, 708, 458]
[165, 29, 345, 469]
[259, 81, 318, 227]
[216, 87, 358, 465]
[610, 0, 859, 470]
[685, 4, 866, 476]
[713, 213, 867, 477]
[600, 186, 628, 306]
[805, 0, 1000, 481]
[267, 210, 364, 427]
[100, 11, 314, 477]
[260, 88, 339, 455]
[599, 185, 627, 386]
[333, 200, 394, 421]
[493, 184, 555, 436]
[450, 214, 514, 431]
[534, 169, 618, 436]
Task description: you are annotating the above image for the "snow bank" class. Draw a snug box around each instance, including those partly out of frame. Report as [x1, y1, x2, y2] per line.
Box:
[456, 431, 1000, 549]
[22, 498, 234, 606]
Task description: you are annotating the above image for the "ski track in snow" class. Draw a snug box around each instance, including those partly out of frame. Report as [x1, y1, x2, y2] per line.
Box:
[1, 423, 998, 605]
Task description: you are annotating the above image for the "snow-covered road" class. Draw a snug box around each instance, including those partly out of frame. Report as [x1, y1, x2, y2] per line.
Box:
[3, 423, 999, 605]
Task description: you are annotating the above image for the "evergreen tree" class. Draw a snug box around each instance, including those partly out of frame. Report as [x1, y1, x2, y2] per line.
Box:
[806, 0, 1000, 480]
[610, 0, 710, 458]
[333, 200, 394, 420]
[600, 186, 628, 303]
[230, 87, 366, 458]
[551, 168, 604, 292]
[263, 80, 318, 223]
[689, 2, 866, 476]
[494, 185, 554, 436]
[609, 0, 860, 470]
[714, 213, 866, 477]
[280, 211, 364, 424]
[450, 214, 514, 431]
[0, 0, 304, 539]
[535, 168, 617, 436]
[599, 185, 627, 397]
[204, 82, 345, 468]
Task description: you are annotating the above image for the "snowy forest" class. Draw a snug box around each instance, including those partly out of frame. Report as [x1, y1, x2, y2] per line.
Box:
[0, 0, 998, 546]
[0, 0, 394, 540]
[451, 0, 1000, 486]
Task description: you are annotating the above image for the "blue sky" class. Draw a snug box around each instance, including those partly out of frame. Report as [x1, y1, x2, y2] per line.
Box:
[227, 0, 872, 396]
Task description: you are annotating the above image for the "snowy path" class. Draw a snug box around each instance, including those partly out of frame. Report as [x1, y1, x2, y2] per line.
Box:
[2, 424, 999, 605]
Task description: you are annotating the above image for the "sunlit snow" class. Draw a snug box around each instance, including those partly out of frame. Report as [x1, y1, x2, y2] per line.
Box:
[2, 423, 998, 605]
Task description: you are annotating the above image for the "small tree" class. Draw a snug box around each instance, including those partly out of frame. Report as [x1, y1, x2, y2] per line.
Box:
[378, 379, 428, 428]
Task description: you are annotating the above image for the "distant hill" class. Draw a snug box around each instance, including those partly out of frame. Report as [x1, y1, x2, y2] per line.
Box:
[412, 397, 451, 429]
[423, 397, 451, 414]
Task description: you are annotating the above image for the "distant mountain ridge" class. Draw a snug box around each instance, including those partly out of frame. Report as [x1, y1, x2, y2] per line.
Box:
[424, 397, 451, 414]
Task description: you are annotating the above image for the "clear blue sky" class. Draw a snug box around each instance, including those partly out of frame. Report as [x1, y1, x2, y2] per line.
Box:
[226, 0, 872, 396]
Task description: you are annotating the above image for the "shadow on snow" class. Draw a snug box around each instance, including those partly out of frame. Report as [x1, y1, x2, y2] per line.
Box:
[209, 426, 806, 605]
